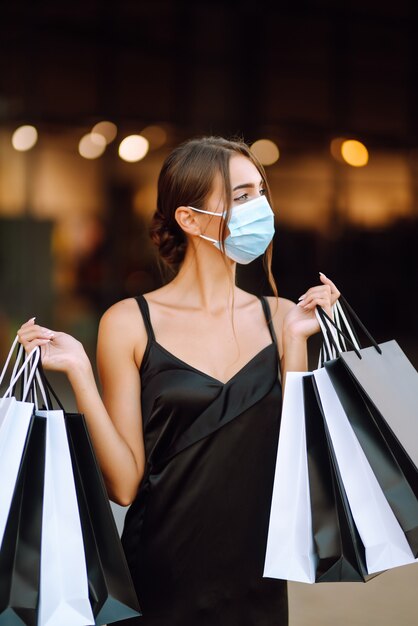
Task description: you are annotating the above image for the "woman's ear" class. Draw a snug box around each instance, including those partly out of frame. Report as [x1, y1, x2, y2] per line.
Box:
[175, 206, 201, 237]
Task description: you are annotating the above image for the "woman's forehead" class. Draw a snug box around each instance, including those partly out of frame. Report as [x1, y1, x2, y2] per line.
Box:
[229, 154, 263, 186]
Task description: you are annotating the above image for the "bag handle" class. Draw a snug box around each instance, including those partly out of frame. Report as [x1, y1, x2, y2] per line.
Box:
[333, 299, 361, 351]
[0, 335, 20, 388]
[315, 301, 354, 365]
[0, 336, 38, 400]
[316, 298, 382, 361]
[317, 297, 364, 366]
[315, 307, 336, 364]
[316, 305, 362, 359]
[36, 361, 65, 411]
[22, 358, 56, 412]
[33, 369, 51, 410]
[337, 294, 381, 352]
[0, 334, 53, 408]
[1, 344, 41, 404]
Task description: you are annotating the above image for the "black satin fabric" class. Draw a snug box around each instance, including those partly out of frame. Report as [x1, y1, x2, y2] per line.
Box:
[120, 295, 288, 626]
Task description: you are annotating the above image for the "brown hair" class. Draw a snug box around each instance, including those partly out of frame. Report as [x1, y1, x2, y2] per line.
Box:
[150, 135, 277, 296]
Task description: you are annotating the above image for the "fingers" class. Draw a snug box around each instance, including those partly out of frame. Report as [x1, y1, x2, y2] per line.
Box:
[298, 273, 341, 310]
[298, 287, 331, 308]
[298, 294, 332, 313]
[17, 321, 55, 352]
[319, 272, 341, 302]
[20, 316, 36, 329]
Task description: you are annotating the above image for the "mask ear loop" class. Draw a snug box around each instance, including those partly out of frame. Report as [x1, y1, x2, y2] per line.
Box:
[188, 206, 225, 245]
[188, 206, 224, 217]
[199, 234, 218, 244]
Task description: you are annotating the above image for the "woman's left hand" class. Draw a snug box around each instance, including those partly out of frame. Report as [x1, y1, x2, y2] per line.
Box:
[283, 273, 340, 340]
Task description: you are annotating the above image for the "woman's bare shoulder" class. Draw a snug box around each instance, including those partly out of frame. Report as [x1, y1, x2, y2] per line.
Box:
[265, 295, 296, 320]
[100, 297, 141, 328]
[97, 297, 150, 369]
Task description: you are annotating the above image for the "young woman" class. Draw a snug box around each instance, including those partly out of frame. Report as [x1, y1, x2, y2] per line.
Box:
[18, 136, 339, 625]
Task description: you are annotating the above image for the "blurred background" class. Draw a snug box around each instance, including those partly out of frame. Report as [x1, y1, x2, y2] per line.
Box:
[1, 1, 418, 623]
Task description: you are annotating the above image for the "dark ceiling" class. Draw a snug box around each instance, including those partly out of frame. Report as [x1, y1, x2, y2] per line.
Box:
[0, 0, 417, 149]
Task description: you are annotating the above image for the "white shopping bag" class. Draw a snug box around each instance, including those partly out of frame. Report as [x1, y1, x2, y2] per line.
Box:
[0, 339, 40, 550]
[263, 371, 317, 583]
[37, 408, 94, 626]
[0, 397, 35, 549]
[314, 367, 415, 574]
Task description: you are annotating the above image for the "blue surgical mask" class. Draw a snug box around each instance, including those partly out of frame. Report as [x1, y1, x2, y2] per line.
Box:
[189, 195, 275, 264]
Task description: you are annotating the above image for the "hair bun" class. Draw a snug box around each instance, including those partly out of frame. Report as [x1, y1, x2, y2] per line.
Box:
[150, 211, 187, 268]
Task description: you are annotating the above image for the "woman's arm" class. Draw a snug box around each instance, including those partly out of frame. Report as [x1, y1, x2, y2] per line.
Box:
[17, 298, 147, 506]
[266, 297, 308, 386]
[267, 273, 340, 387]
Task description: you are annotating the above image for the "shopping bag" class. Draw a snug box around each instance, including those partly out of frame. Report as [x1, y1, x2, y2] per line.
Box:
[0, 340, 45, 624]
[37, 406, 94, 626]
[313, 365, 415, 574]
[0, 397, 35, 547]
[39, 366, 141, 624]
[0, 413, 46, 626]
[0, 341, 40, 550]
[303, 375, 372, 582]
[265, 289, 418, 584]
[317, 296, 418, 465]
[317, 298, 418, 555]
[65, 412, 142, 625]
[263, 371, 317, 583]
[341, 340, 418, 464]
[324, 356, 418, 556]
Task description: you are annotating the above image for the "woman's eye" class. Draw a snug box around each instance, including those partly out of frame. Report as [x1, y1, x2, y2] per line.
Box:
[234, 193, 249, 202]
[233, 188, 266, 203]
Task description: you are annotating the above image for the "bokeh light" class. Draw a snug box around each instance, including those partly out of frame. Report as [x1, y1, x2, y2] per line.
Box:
[140, 125, 167, 149]
[78, 133, 106, 159]
[330, 137, 346, 162]
[11, 125, 38, 151]
[118, 135, 149, 162]
[341, 139, 369, 167]
[92, 120, 118, 144]
[250, 139, 280, 166]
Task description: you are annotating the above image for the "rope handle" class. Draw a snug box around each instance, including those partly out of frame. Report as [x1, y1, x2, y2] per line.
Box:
[317, 298, 362, 367]
[316, 305, 362, 359]
[0, 344, 41, 405]
[316, 297, 382, 362]
[36, 362, 64, 411]
[337, 294, 381, 353]
[0, 335, 53, 409]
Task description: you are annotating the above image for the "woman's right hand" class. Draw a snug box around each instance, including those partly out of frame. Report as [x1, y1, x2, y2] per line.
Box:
[17, 318, 89, 375]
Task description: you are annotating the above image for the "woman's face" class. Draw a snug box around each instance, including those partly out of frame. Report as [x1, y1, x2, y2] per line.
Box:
[198, 154, 267, 242]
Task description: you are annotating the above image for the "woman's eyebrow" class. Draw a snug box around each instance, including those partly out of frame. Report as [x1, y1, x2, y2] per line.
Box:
[232, 181, 263, 191]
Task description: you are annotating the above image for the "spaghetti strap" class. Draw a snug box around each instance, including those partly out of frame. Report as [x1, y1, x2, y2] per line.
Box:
[260, 297, 278, 346]
[135, 295, 156, 342]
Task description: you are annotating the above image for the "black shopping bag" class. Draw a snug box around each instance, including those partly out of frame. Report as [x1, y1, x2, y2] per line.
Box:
[325, 357, 418, 556]
[65, 412, 142, 625]
[303, 375, 372, 582]
[319, 295, 418, 466]
[317, 297, 418, 557]
[0, 413, 46, 626]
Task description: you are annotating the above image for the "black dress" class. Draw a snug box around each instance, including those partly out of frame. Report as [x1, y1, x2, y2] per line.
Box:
[120, 295, 288, 626]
